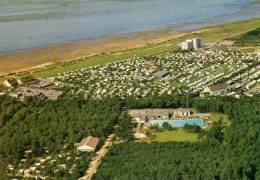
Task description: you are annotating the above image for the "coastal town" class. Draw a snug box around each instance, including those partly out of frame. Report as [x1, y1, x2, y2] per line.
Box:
[0, 0, 260, 178]
[0, 34, 260, 179]
[44, 50, 260, 99]
[1, 48, 260, 100]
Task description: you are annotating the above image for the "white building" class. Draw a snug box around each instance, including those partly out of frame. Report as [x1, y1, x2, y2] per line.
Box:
[172, 108, 193, 117]
[129, 108, 193, 121]
[192, 38, 203, 50]
[181, 38, 203, 50]
[75, 136, 99, 152]
[181, 40, 193, 50]
[201, 85, 227, 96]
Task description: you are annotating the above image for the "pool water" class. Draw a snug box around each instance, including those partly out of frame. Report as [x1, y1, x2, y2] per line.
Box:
[150, 119, 204, 128]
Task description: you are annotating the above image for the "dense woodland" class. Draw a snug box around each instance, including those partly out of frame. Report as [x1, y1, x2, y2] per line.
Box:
[0, 95, 122, 178]
[94, 96, 260, 180]
[0, 94, 260, 179]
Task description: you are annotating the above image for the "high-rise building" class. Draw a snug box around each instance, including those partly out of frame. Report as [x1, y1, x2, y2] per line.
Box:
[181, 39, 193, 50]
[192, 38, 202, 50]
[181, 38, 203, 50]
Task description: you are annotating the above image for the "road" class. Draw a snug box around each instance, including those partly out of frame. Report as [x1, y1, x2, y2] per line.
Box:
[79, 134, 115, 180]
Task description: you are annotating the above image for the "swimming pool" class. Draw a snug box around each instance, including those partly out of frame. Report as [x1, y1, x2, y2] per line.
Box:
[149, 119, 204, 128]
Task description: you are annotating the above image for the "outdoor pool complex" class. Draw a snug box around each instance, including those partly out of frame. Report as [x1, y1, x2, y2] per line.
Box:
[150, 119, 204, 128]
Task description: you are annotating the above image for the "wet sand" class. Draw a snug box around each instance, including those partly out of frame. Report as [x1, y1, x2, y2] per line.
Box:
[0, 17, 259, 76]
[0, 27, 188, 76]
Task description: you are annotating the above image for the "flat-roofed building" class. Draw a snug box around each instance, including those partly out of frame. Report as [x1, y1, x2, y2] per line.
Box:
[172, 108, 193, 117]
[192, 38, 203, 50]
[129, 108, 194, 121]
[181, 40, 193, 50]
[181, 38, 203, 50]
[152, 71, 170, 78]
[129, 109, 172, 121]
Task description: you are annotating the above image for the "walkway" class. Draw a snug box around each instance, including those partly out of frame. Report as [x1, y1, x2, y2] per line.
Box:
[79, 133, 115, 180]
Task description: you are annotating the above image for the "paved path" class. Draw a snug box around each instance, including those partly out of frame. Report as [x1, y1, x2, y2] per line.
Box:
[79, 134, 115, 180]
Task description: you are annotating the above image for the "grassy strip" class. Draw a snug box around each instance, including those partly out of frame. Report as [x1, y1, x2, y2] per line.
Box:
[31, 44, 178, 77]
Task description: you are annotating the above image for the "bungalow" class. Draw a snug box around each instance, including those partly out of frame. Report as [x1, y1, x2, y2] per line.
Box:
[75, 136, 99, 152]
[129, 108, 193, 121]
[129, 109, 172, 121]
[201, 85, 227, 96]
[152, 71, 170, 78]
[172, 108, 193, 117]
[3, 78, 18, 88]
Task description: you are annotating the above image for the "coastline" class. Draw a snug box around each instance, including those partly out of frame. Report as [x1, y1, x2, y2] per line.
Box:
[0, 18, 260, 77]
[0, 27, 187, 76]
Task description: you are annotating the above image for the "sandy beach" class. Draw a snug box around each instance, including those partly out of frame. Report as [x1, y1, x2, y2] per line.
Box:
[1, 0, 260, 76]
[0, 27, 188, 76]
[0, 17, 259, 77]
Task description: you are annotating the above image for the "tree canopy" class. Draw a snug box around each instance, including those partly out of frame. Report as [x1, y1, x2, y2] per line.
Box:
[94, 95, 260, 180]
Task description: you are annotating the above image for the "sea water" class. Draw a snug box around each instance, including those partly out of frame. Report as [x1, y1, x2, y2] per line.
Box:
[0, 0, 259, 54]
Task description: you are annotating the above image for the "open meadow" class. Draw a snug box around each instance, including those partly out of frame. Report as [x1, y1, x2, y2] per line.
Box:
[150, 129, 198, 142]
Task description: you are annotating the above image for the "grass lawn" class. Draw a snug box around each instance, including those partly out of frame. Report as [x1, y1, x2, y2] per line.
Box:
[150, 129, 198, 142]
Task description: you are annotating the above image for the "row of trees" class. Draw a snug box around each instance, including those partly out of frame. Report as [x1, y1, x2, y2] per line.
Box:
[115, 112, 134, 141]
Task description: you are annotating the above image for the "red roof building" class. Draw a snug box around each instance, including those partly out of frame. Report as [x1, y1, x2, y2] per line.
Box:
[208, 85, 226, 91]
[202, 85, 228, 96]
[75, 136, 99, 152]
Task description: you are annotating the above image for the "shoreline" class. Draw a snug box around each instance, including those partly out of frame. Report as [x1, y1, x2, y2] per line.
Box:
[0, 18, 260, 76]
[0, 17, 237, 57]
[0, 27, 186, 76]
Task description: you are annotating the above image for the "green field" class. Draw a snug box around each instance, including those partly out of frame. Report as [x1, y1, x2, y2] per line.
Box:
[232, 27, 260, 46]
[150, 129, 198, 142]
[9, 18, 260, 79]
